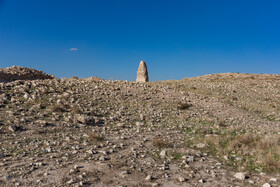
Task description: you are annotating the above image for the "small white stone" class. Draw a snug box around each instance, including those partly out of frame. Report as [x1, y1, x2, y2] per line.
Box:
[262, 183, 271, 187]
[223, 155, 228, 160]
[23, 93, 30, 100]
[99, 156, 105, 161]
[87, 149, 96, 154]
[69, 169, 76, 173]
[136, 122, 144, 126]
[196, 143, 206, 148]
[159, 150, 166, 159]
[120, 170, 128, 177]
[198, 179, 205, 183]
[66, 179, 74, 184]
[74, 164, 79, 169]
[234, 172, 245, 180]
[178, 177, 185, 182]
[8, 125, 17, 132]
[36, 162, 43, 166]
[145, 175, 152, 181]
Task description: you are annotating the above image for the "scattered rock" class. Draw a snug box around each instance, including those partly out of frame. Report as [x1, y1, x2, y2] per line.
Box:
[5, 175, 12, 181]
[159, 150, 166, 159]
[8, 125, 17, 132]
[262, 183, 271, 187]
[120, 170, 129, 177]
[75, 115, 94, 125]
[178, 177, 185, 182]
[198, 179, 205, 183]
[145, 175, 152, 181]
[234, 172, 245, 180]
[99, 156, 105, 161]
[196, 143, 206, 148]
[269, 178, 277, 182]
[23, 93, 30, 100]
[248, 180, 254, 184]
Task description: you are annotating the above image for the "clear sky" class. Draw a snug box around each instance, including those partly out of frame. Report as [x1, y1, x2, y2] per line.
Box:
[0, 0, 280, 81]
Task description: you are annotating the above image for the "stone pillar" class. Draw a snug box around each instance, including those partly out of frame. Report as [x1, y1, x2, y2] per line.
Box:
[136, 60, 149, 82]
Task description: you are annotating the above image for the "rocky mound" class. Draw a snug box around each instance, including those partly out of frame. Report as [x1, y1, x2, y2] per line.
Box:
[0, 73, 279, 186]
[85, 76, 105, 81]
[0, 66, 55, 83]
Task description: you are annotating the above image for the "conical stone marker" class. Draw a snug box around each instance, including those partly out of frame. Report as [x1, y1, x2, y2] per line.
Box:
[136, 60, 149, 82]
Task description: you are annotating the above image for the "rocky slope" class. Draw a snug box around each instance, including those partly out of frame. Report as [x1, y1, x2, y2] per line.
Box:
[0, 66, 55, 83]
[0, 72, 279, 186]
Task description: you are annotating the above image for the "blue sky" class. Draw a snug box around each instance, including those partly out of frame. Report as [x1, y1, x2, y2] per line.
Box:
[0, 0, 279, 81]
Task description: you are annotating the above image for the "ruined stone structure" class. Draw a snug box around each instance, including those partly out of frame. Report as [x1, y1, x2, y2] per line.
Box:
[136, 61, 149, 82]
[0, 66, 55, 83]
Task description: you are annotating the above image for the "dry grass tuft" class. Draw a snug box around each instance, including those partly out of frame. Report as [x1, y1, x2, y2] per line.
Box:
[259, 152, 280, 171]
[152, 136, 170, 148]
[202, 133, 280, 172]
[237, 133, 256, 146]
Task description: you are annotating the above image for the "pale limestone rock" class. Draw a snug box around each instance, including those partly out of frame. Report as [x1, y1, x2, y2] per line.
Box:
[178, 177, 185, 182]
[160, 150, 166, 159]
[234, 172, 245, 180]
[136, 61, 149, 82]
[262, 183, 271, 187]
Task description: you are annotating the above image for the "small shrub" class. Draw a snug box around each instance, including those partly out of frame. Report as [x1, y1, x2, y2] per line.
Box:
[202, 132, 280, 172]
[71, 105, 82, 114]
[152, 136, 170, 148]
[49, 104, 66, 112]
[71, 76, 79, 79]
[171, 152, 183, 160]
[191, 86, 197, 90]
[260, 152, 280, 171]
[88, 132, 104, 142]
[238, 134, 256, 146]
[259, 136, 278, 149]
[177, 102, 192, 110]
[218, 118, 228, 127]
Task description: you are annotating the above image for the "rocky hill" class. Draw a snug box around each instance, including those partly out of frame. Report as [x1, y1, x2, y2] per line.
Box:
[0, 72, 279, 186]
[0, 66, 55, 83]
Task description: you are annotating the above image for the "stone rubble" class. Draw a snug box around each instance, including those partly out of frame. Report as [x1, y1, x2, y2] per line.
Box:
[0, 66, 55, 83]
